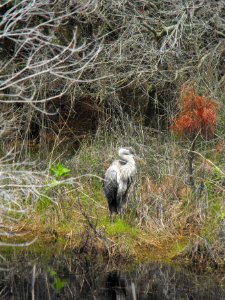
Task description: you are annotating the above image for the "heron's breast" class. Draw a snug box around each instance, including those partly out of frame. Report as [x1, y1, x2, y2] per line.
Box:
[122, 164, 136, 178]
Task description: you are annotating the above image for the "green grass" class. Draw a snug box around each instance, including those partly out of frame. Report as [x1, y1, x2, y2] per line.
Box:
[36, 196, 53, 213]
[199, 164, 224, 243]
[101, 217, 139, 238]
[170, 241, 189, 257]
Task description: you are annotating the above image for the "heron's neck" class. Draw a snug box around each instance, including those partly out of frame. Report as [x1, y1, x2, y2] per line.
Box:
[119, 154, 135, 166]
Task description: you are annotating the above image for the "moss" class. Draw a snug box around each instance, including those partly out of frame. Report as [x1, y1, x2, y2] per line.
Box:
[100, 217, 139, 238]
[169, 240, 189, 259]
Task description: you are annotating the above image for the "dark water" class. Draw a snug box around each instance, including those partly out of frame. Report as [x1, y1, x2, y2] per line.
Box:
[0, 251, 225, 300]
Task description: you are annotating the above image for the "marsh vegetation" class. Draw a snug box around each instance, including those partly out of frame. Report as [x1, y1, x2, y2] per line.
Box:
[0, 0, 224, 270]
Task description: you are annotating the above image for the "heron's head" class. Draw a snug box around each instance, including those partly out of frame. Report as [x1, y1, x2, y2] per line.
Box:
[118, 147, 136, 158]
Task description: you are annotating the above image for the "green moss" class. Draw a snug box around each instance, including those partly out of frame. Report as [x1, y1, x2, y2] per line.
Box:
[101, 217, 139, 238]
[170, 241, 188, 258]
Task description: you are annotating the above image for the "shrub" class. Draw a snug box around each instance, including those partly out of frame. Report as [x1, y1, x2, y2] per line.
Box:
[171, 83, 218, 138]
[170, 83, 219, 191]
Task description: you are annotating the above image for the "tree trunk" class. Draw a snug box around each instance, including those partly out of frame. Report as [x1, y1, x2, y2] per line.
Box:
[188, 138, 196, 192]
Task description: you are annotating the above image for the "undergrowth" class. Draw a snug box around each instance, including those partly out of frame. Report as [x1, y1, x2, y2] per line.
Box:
[0, 117, 224, 266]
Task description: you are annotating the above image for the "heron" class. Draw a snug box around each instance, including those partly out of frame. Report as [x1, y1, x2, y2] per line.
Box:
[104, 147, 137, 217]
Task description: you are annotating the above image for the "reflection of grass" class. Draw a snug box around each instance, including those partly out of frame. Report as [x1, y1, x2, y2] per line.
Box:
[48, 267, 67, 291]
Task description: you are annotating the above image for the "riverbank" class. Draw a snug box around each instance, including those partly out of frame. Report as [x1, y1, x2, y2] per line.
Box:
[0, 227, 192, 273]
[0, 207, 222, 268]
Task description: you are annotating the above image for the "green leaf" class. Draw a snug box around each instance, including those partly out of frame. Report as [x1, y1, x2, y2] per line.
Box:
[50, 163, 71, 178]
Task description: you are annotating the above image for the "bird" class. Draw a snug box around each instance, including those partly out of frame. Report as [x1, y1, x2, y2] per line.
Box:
[104, 147, 137, 217]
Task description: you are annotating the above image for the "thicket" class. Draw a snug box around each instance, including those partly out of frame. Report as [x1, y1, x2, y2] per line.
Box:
[0, 0, 224, 148]
[0, 0, 224, 265]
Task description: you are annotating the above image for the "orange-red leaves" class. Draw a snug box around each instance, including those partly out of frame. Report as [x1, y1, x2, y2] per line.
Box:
[171, 83, 218, 137]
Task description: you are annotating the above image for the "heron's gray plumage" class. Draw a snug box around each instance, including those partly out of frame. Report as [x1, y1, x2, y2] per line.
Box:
[104, 147, 136, 215]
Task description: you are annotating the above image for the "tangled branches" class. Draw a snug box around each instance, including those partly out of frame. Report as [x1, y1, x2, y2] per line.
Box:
[0, 0, 103, 111]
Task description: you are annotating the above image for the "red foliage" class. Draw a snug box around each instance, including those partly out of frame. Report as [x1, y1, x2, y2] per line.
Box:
[170, 83, 218, 137]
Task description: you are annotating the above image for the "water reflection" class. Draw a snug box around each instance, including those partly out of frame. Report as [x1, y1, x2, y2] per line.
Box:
[0, 251, 224, 299]
[106, 271, 137, 300]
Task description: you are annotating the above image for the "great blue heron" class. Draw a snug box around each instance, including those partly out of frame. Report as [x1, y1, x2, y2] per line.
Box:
[104, 147, 137, 216]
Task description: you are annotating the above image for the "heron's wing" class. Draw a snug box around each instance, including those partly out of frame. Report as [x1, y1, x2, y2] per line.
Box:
[127, 176, 133, 189]
[104, 168, 118, 209]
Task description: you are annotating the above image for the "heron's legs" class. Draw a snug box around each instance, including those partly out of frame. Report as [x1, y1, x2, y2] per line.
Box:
[110, 212, 118, 223]
[110, 213, 114, 223]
